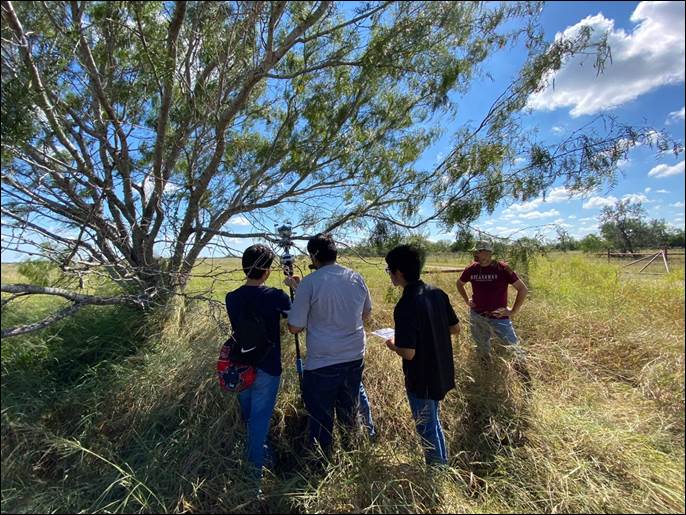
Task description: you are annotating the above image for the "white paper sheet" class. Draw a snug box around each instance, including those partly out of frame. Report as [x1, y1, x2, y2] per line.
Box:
[370, 327, 395, 340]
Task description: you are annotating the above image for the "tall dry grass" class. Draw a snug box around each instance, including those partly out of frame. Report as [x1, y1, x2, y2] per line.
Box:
[1, 254, 684, 513]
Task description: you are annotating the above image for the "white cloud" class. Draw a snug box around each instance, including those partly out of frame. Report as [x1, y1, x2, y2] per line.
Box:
[545, 186, 579, 203]
[648, 160, 685, 178]
[583, 195, 618, 209]
[518, 209, 560, 220]
[505, 186, 580, 214]
[228, 215, 251, 226]
[671, 202, 685, 208]
[138, 176, 180, 198]
[53, 227, 79, 239]
[616, 158, 631, 169]
[622, 193, 650, 204]
[553, 218, 571, 227]
[492, 226, 514, 236]
[528, 2, 685, 117]
[666, 106, 685, 125]
[507, 198, 544, 213]
[578, 223, 600, 232]
[428, 232, 454, 242]
[580, 193, 648, 208]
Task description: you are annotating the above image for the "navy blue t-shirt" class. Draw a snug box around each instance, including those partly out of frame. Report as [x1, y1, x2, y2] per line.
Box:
[225, 285, 291, 376]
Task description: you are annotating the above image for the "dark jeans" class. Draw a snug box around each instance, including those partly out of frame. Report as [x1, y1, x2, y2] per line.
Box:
[302, 359, 363, 453]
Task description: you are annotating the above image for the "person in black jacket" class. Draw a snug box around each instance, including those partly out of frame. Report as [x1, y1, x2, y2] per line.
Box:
[383, 245, 460, 465]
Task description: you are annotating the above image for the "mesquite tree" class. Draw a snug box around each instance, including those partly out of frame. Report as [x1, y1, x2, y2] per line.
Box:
[1, 1, 678, 336]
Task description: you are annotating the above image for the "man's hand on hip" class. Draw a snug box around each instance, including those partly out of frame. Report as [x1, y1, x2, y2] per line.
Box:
[491, 307, 514, 318]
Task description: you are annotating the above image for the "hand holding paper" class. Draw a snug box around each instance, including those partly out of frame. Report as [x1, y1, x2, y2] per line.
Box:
[370, 327, 395, 341]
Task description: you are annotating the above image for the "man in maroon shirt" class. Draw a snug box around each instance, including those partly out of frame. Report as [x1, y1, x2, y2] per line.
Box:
[456, 240, 529, 364]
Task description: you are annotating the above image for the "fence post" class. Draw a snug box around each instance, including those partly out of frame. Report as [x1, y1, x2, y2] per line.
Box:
[661, 246, 670, 274]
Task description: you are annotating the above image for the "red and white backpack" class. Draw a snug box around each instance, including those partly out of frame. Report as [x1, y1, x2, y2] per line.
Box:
[216, 338, 256, 393]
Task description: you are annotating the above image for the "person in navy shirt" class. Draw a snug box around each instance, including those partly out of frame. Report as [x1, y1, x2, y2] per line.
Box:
[225, 244, 290, 481]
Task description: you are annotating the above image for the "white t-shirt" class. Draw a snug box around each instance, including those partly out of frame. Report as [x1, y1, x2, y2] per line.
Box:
[288, 263, 372, 370]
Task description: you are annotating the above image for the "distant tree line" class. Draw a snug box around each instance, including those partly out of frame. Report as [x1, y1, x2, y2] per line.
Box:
[342, 221, 486, 257]
[554, 200, 684, 253]
[349, 200, 685, 257]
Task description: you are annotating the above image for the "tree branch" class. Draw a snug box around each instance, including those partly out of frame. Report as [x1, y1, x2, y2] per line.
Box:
[1, 302, 85, 338]
[0, 284, 148, 338]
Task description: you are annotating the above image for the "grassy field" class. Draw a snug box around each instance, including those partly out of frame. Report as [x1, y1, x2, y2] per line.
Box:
[1, 253, 684, 513]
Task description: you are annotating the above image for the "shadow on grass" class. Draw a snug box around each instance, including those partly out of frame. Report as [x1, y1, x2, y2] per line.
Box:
[2, 305, 147, 428]
[1, 305, 153, 512]
[452, 347, 532, 485]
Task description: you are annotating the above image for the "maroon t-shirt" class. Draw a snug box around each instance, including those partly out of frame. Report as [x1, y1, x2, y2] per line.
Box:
[459, 261, 519, 318]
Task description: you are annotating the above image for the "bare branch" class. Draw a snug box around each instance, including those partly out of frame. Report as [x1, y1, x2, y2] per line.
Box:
[0, 284, 148, 338]
[1, 283, 143, 306]
[1, 302, 85, 338]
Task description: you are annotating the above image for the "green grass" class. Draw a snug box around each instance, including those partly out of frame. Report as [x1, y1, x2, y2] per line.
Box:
[1, 253, 684, 513]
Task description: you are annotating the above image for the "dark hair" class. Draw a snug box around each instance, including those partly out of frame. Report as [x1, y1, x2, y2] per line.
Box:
[307, 233, 337, 263]
[242, 244, 274, 279]
[385, 244, 425, 282]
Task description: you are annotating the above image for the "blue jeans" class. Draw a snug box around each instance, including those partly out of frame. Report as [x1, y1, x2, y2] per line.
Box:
[406, 390, 448, 465]
[470, 310, 525, 360]
[358, 382, 376, 437]
[302, 359, 363, 452]
[238, 369, 281, 472]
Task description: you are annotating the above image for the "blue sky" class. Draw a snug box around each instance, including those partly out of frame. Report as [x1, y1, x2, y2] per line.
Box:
[421, 0, 685, 243]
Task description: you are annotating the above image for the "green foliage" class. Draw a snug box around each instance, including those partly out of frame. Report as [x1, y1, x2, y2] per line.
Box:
[367, 220, 403, 256]
[450, 228, 475, 252]
[17, 260, 57, 287]
[553, 227, 578, 252]
[599, 200, 680, 252]
[579, 233, 607, 253]
[345, 225, 454, 257]
[0, 73, 37, 163]
[4, 0, 678, 298]
[666, 228, 685, 248]
[499, 236, 547, 280]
